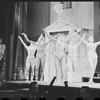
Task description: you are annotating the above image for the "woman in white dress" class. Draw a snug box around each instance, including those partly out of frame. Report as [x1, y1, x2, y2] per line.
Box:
[65, 34, 86, 83]
[35, 34, 51, 81]
[18, 35, 37, 81]
[52, 33, 67, 82]
[21, 33, 51, 81]
[77, 34, 100, 83]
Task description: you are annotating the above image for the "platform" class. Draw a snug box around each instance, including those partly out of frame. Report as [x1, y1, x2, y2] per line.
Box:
[0, 80, 100, 100]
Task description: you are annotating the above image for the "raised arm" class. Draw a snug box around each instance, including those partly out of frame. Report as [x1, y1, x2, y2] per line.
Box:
[76, 33, 88, 44]
[42, 28, 57, 42]
[95, 41, 100, 46]
[22, 33, 37, 45]
[18, 36, 28, 49]
[42, 29, 50, 39]
[66, 28, 82, 42]
[76, 34, 86, 47]
[44, 39, 53, 46]
[37, 34, 44, 43]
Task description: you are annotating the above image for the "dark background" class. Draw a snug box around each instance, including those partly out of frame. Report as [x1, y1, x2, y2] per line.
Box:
[0, 2, 50, 80]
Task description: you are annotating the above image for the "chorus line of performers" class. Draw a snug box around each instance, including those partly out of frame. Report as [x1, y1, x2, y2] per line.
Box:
[18, 28, 100, 84]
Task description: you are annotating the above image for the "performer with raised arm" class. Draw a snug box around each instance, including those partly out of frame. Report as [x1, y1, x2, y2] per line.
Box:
[43, 28, 82, 82]
[18, 34, 37, 81]
[65, 28, 82, 43]
[52, 33, 67, 82]
[66, 33, 86, 83]
[35, 33, 52, 81]
[76, 33, 100, 83]
[42, 29, 62, 82]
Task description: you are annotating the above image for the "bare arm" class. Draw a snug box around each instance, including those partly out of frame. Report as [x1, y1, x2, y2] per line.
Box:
[22, 33, 37, 45]
[76, 34, 86, 47]
[95, 41, 100, 46]
[42, 29, 50, 39]
[37, 34, 44, 43]
[18, 36, 28, 49]
[42, 28, 57, 42]
[66, 28, 82, 42]
[76, 33, 88, 44]
[44, 39, 53, 46]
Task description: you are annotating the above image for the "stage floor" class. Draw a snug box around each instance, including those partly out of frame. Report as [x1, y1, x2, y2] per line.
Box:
[5, 80, 100, 89]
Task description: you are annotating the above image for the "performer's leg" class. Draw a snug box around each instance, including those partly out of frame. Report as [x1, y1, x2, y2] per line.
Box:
[60, 56, 66, 82]
[40, 55, 46, 81]
[67, 58, 73, 83]
[88, 56, 94, 83]
[54, 56, 60, 82]
[72, 58, 78, 83]
[24, 60, 30, 81]
[35, 57, 40, 81]
[89, 57, 97, 83]
[31, 60, 36, 81]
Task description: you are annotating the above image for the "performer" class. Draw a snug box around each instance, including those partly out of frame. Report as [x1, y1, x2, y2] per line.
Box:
[52, 33, 67, 82]
[77, 34, 100, 83]
[35, 33, 51, 81]
[66, 34, 86, 83]
[18, 35, 37, 81]
[0, 38, 6, 80]
[22, 32, 52, 81]
[42, 29, 61, 82]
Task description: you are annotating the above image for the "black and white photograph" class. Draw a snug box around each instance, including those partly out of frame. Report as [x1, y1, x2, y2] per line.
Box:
[0, 1, 99, 100]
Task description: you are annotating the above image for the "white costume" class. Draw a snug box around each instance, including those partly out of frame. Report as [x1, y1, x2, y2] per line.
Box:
[35, 43, 46, 81]
[77, 35, 100, 83]
[18, 36, 37, 81]
[66, 33, 86, 83]
[53, 34, 66, 82]
[35, 34, 51, 81]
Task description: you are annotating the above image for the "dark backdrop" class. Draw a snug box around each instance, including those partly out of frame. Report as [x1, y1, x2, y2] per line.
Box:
[0, 2, 50, 80]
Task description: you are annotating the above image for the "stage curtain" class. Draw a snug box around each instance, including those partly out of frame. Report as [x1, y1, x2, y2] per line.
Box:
[5, 2, 50, 80]
[5, 2, 27, 80]
[27, 2, 50, 41]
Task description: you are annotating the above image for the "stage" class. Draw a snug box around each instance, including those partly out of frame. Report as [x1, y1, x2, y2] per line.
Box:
[4, 80, 100, 89]
[0, 80, 100, 100]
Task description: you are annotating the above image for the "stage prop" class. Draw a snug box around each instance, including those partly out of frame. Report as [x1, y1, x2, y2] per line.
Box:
[42, 4, 86, 83]
[41, 3, 96, 84]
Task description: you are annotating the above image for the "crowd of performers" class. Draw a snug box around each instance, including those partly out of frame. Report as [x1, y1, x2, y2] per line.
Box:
[18, 28, 100, 84]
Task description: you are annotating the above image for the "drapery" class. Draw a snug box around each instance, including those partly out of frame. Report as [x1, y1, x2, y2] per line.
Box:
[2, 2, 50, 80]
[5, 2, 27, 80]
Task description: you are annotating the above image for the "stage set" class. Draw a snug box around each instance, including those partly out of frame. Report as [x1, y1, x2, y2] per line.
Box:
[0, 3, 100, 100]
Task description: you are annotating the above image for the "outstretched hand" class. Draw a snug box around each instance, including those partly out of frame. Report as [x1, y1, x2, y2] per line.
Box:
[22, 33, 27, 37]
[18, 36, 21, 39]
